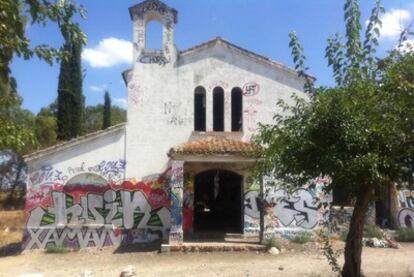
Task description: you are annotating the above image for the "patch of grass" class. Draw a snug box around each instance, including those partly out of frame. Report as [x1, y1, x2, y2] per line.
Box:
[45, 245, 70, 254]
[395, 228, 414, 242]
[263, 236, 282, 250]
[363, 225, 383, 239]
[290, 232, 313, 244]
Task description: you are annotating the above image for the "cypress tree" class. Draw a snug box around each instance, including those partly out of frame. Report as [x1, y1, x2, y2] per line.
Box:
[57, 43, 74, 140]
[57, 29, 85, 140]
[102, 91, 111, 129]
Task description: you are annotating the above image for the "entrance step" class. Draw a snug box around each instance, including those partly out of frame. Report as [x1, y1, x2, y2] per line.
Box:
[170, 242, 265, 252]
[184, 232, 259, 243]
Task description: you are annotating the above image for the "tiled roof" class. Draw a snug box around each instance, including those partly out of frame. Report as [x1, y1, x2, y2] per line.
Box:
[169, 136, 258, 156]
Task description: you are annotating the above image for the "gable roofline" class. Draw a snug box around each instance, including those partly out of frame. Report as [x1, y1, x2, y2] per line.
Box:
[128, 0, 178, 22]
[179, 37, 316, 81]
[23, 123, 126, 163]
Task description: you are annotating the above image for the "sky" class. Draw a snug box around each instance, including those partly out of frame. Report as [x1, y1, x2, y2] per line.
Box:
[10, 0, 414, 114]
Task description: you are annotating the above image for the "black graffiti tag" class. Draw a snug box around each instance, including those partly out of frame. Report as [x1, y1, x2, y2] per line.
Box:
[138, 54, 169, 66]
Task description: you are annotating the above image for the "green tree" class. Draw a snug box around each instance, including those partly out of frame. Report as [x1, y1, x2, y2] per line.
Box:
[0, 0, 86, 150]
[102, 91, 111, 129]
[255, 1, 413, 276]
[85, 104, 126, 133]
[35, 107, 57, 148]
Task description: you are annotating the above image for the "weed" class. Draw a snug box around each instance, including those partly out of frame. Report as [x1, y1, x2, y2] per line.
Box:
[290, 232, 312, 244]
[45, 245, 70, 254]
[318, 230, 342, 275]
[363, 225, 383, 239]
[339, 229, 348, 242]
[395, 228, 414, 242]
[263, 236, 282, 250]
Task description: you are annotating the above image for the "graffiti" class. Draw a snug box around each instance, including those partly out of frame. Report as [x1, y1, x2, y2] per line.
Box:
[244, 190, 260, 219]
[140, 0, 167, 15]
[87, 160, 126, 183]
[399, 189, 414, 208]
[398, 208, 414, 229]
[244, 104, 258, 132]
[24, 180, 170, 250]
[29, 165, 69, 187]
[138, 54, 169, 65]
[29, 160, 126, 187]
[129, 84, 145, 106]
[243, 179, 331, 234]
[243, 82, 260, 96]
[169, 161, 184, 244]
[124, 229, 162, 244]
[167, 116, 191, 126]
[23, 226, 122, 250]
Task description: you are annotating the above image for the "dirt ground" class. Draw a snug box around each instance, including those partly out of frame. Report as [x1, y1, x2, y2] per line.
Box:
[0, 242, 412, 277]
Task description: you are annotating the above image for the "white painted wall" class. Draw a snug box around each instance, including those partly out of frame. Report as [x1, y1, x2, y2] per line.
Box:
[26, 126, 126, 187]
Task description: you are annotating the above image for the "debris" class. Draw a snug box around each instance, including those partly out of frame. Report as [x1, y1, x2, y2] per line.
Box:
[268, 247, 280, 255]
[278, 266, 284, 271]
[362, 237, 400, 248]
[120, 265, 136, 277]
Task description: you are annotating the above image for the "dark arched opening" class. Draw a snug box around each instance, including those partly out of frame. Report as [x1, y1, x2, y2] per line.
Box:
[213, 87, 224, 131]
[193, 170, 243, 233]
[194, 86, 206, 131]
[231, 87, 243, 131]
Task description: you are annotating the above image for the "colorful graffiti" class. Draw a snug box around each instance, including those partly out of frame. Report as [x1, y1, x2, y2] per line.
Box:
[24, 177, 171, 250]
[169, 161, 184, 245]
[183, 179, 194, 232]
[244, 177, 331, 236]
[398, 189, 414, 229]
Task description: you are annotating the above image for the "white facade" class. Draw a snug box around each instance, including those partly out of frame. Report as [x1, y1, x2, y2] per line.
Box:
[23, 0, 329, 250]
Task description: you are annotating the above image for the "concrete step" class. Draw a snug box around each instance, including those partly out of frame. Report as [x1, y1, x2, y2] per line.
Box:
[169, 242, 266, 252]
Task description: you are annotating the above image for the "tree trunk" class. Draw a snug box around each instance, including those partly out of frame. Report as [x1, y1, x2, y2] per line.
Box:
[342, 185, 374, 277]
[259, 176, 264, 243]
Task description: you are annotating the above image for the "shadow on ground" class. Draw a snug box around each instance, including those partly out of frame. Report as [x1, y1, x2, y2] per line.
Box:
[113, 241, 162, 254]
[0, 242, 22, 257]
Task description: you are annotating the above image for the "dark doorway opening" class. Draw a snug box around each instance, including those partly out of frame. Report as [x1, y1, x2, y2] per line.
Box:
[194, 170, 243, 233]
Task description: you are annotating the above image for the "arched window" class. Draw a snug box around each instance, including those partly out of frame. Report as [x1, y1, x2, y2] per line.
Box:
[213, 87, 224, 131]
[194, 86, 206, 131]
[231, 87, 243, 131]
[145, 20, 163, 50]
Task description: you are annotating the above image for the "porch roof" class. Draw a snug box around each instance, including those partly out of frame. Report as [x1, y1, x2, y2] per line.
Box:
[168, 136, 258, 158]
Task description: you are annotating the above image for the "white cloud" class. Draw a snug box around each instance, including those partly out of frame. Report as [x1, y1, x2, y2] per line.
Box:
[379, 9, 411, 39]
[82, 38, 133, 68]
[113, 97, 127, 109]
[89, 84, 108, 93]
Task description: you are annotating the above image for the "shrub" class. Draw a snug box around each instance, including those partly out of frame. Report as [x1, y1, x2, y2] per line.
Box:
[340, 229, 349, 241]
[45, 245, 70, 254]
[263, 236, 282, 250]
[290, 232, 312, 244]
[363, 225, 383, 239]
[395, 228, 414, 242]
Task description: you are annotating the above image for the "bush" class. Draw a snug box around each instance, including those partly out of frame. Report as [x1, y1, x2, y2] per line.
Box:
[45, 245, 70, 254]
[290, 232, 312, 244]
[263, 236, 282, 250]
[340, 229, 349, 241]
[395, 228, 414, 242]
[363, 225, 383, 239]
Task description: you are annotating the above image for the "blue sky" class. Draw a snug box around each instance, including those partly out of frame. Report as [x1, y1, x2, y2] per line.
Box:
[11, 0, 414, 114]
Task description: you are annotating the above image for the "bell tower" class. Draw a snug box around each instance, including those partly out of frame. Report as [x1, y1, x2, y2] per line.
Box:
[129, 0, 178, 66]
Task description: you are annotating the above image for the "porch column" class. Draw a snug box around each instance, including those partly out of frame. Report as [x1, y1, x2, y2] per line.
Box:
[169, 160, 184, 245]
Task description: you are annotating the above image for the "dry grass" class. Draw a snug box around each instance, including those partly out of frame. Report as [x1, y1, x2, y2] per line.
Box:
[0, 210, 24, 248]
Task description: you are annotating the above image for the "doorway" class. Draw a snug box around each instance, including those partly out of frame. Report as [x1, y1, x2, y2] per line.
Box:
[193, 170, 243, 233]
